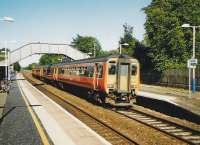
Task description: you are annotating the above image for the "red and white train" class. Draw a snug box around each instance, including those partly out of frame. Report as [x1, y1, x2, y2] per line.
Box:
[32, 54, 140, 105]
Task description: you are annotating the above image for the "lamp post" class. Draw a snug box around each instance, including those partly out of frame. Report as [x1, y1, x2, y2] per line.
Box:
[1, 48, 8, 81]
[87, 42, 97, 58]
[119, 43, 129, 54]
[0, 16, 14, 82]
[0, 41, 17, 81]
[93, 43, 96, 57]
[6, 41, 16, 81]
[4, 43, 8, 81]
[182, 24, 200, 95]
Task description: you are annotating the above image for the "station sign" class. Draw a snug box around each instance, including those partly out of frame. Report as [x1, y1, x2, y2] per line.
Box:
[187, 59, 198, 68]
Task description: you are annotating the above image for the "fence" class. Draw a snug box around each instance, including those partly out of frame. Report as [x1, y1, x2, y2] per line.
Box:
[142, 67, 200, 91]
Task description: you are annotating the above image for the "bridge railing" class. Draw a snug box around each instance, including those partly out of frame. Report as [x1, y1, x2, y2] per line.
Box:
[9, 42, 89, 64]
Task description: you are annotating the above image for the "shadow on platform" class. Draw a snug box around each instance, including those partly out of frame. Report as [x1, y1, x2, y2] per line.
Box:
[136, 96, 200, 125]
[0, 105, 42, 125]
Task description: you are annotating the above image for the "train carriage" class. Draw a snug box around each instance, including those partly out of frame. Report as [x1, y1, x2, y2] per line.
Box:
[32, 65, 43, 79]
[32, 54, 140, 105]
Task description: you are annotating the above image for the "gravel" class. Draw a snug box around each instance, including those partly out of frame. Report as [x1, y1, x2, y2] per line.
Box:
[24, 72, 188, 145]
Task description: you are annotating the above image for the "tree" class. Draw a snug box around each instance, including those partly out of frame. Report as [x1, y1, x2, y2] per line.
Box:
[71, 34, 102, 57]
[119, 23, 137, 56]
[144, 0, 200, 71]
[119, 24, 152, 72]
[25, 63, 37, 70]
[134, 41, 153, 72]
[99, 49, 119, 57]
[39, 54, 64, 65]
[14, 62, 21, 72]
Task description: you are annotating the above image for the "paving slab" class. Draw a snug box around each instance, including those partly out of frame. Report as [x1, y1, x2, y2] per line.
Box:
[0, 79, 43, 145]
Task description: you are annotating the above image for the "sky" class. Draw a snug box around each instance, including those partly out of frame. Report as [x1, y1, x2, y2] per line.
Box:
[0, 0, 151, 66]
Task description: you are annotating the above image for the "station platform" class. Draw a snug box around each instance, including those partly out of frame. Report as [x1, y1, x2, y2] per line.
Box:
[137, 84, 200, 117]
[0, 79, 43, 144]
[0, 74, 111, 145]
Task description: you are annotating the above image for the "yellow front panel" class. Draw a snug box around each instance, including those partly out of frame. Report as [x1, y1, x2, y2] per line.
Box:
[119, 64, 129, 92]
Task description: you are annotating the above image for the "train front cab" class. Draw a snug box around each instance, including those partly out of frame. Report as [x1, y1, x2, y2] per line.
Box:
[106, 56, 140, 104]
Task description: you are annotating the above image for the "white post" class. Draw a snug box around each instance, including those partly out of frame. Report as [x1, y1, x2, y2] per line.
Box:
[192, 26, 196, 58]
[93, 43, 96, 57]
[8, 50, 10, 81]
[119, 44, 122, 54]
[4, 49, 7, 80]
[192, 26, 196, 93]
[4, 42, 7, 81]
[182, 24, 200, 95]
[189, 68, 191, 98]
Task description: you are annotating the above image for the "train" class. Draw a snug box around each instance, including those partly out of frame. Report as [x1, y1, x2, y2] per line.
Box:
[32, 54, 140, 105]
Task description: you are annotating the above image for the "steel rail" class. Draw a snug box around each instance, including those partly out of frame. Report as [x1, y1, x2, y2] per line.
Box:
[115, 108, 200, 145]
[25, 75, 139, 145]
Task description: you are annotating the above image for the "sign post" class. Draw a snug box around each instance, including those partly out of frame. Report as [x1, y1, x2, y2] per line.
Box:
[187, 58, 198, 98]
[187, 60, 191, 98]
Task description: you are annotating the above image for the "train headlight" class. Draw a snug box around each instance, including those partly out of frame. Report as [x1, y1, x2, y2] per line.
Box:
[107, 84, 114, 88]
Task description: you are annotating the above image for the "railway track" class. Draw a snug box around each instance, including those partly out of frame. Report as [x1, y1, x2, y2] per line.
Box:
[24, 73, 200, 145]
[25, 76, 138, 145]
[116, 108, 200, 145]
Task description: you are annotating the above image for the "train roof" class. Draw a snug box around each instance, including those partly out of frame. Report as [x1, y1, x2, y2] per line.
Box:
[33, 54, 137, 69]
[51, 54, 135, 66]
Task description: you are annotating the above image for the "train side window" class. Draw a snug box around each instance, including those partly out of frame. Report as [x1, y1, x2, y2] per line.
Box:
[64, 68, 67, 74]
[87, 66, 94, 77]
[109, 64, 116, 75]
[84, 67, 89, 76]
[50, 68, 54, 74]
[97, 64, 103, 78]
[79, 67, 84, 76]
[58, 68, 64, 74]
[76, 68, 79, 75]
[47, 68, 51, 75]
[131, 65, 137, 75]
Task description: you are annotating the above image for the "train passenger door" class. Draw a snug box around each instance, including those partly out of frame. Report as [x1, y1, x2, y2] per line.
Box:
[118, 62, 130, 92]
[53, 67, 58, 80]
[55, 68, 59, 80]
[107, 61, 117, 89]
[94, 63, 103, 90]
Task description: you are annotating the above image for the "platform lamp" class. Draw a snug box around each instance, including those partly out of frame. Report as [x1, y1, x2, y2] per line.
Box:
[119, 43, 129, 54]
[0, 16, 15, 22]
[182, 23, 200, 95]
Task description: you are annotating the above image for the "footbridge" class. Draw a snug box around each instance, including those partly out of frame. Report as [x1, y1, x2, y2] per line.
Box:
[9, 42, 90, 64]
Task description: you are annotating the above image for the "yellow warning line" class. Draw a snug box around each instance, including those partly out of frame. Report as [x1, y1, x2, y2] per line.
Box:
[18, 81, 51, 145]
